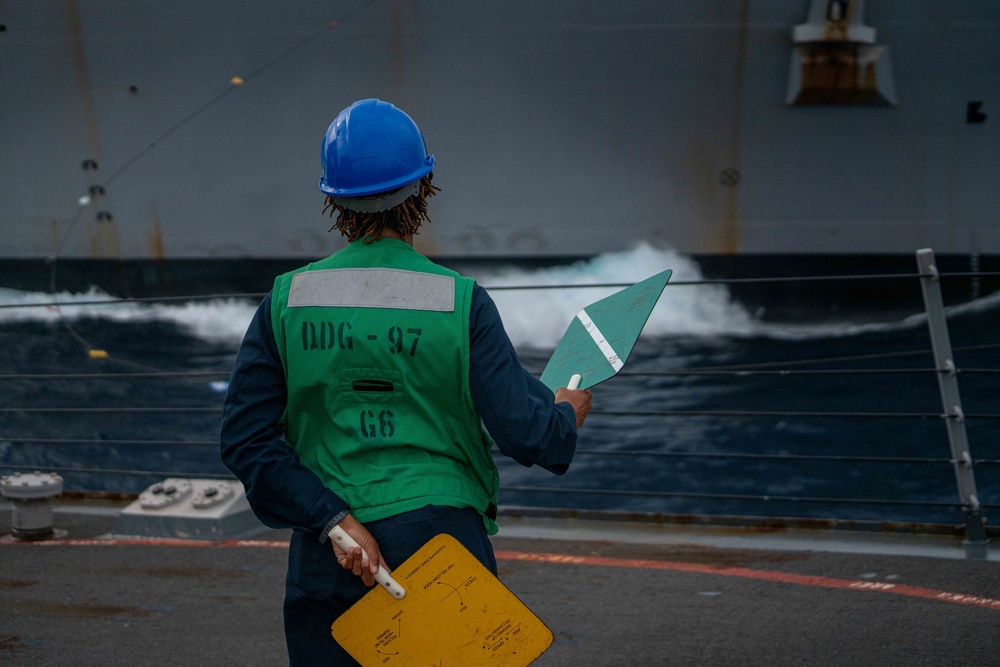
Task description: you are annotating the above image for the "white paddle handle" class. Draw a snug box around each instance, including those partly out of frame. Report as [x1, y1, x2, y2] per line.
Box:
[329, 525, 406, 599]
[567, 373, 582, 390]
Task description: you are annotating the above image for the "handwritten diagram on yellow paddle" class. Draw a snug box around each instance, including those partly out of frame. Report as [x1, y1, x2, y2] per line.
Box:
[331, 533, 552, 666]
[540, 269, 672, 392]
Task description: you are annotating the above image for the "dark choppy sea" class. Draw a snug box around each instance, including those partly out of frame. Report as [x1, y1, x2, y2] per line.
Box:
[2, 245, 998, 527]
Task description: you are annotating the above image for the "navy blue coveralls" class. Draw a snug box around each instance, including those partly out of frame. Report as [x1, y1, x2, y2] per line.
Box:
[221, 284, 578, 665]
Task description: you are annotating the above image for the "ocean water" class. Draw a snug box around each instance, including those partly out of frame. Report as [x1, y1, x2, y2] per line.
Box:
[1, 245, 998, 527]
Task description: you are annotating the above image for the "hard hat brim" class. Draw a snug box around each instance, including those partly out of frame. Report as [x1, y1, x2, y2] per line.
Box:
[318, 155, 435, 197]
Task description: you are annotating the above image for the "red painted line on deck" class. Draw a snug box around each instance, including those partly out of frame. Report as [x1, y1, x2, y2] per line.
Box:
[0, 537, 290, 548]
[4, 537, 997, 611]
[494, 550, 1000, 612]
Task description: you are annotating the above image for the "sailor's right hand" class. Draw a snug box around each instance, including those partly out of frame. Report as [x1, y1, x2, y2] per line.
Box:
[331, 513, 389, 587]
[555, 387, 593, 428]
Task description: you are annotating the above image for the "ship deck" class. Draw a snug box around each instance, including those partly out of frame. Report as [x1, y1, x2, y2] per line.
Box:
[2, 501, 998, 666]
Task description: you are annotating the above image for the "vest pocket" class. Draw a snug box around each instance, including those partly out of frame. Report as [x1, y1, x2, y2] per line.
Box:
[333, 367, 404, 405]
[352, 378, 395, 393]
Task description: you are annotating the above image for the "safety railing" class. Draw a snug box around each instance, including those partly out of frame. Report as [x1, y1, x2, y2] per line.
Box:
[1, 248, 998, 542]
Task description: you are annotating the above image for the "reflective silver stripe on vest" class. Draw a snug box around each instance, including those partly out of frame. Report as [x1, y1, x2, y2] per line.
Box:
[288, 268, 455, 311]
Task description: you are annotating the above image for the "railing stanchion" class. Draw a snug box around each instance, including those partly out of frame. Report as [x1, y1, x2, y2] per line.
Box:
[916, 248, 988, 544]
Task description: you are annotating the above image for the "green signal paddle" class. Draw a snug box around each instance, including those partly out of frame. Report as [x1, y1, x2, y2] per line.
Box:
[539, 269, 672, 392]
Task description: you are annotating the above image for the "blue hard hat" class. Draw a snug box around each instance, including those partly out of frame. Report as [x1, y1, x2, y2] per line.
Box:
[319, 99, 435, 197]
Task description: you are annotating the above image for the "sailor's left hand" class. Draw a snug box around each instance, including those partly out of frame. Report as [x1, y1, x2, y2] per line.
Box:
[331, 513, 390, 587]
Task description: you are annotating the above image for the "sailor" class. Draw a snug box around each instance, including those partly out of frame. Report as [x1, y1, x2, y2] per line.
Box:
[220, 98, 592, 665]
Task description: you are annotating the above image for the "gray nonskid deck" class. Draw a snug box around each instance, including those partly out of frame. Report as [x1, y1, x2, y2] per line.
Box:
[1, 507, 998, 666]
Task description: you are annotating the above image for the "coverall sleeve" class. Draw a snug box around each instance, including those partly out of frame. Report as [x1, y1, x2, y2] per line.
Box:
[220, 294, 349, 539]
[468, 284, 578, 474]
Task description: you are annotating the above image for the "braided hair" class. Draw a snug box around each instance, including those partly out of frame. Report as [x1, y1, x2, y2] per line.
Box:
[323, 174, 440, 243]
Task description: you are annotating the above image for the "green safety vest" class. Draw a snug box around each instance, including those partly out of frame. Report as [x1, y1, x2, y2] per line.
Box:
[270, 238, 500, 533]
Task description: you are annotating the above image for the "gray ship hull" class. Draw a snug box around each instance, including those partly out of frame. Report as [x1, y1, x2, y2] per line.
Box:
[1, 1, 998, 291]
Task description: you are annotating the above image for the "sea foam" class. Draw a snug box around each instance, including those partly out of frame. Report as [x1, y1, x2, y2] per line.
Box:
[2, 244, 996, 348]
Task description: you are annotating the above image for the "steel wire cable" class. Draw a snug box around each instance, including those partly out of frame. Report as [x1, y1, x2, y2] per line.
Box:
[1, 438, 217, 446]
[589, 409, 1000, 419]
[667, 343, 1000, 372]
[498, 485, 963, 508]
[2, 269, 997, 310]
[0, 293, 267, 310]
[0, 367, 933, 380]
[4, 438, 998, 467]
[6, 344, 997, 382]
[0, 407, 219, 414]
[619, 368, 976, 377]
[4, 406, 1000, 420]
[35, 1, 381, 370]
[931, 271, 1000, 278]
[64, 0, 380, 198]
[1, 285, 996, 310]
[0, 463, 969, 508]
[571, 449, 956, 464]
[0, 464, 231, 480]
[0, 367, 962, 381]
[1, 327, 991, 396]
[567, 449, 1000, 466]
[0, 371, 228, 380]
[484, 271, 1000, 289]
[98, 2, 378, 191]
[0, 346, 944, 379]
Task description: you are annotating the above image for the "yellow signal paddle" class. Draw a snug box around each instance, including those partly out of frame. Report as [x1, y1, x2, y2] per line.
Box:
[331, 530, 552, 666]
